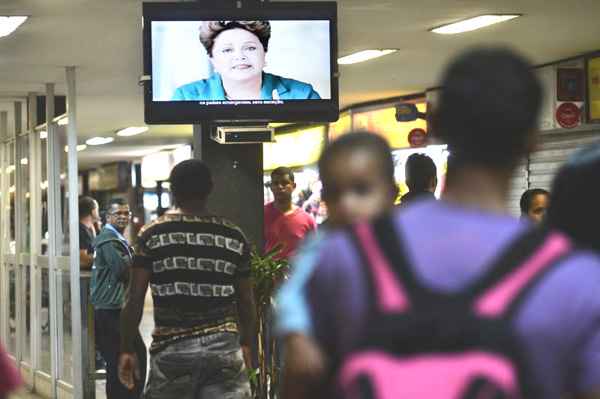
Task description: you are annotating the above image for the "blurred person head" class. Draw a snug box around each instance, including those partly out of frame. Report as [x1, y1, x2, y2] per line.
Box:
[519, 188, 550, 224]
[318, 132, 398, 227]
[270, 167, 296, 205]
[79, 196, 99, 223]
[431, 47, 542, 172]
[546, 142, 600, 252]
[169, 159, 214, 210]
[106, 199, 131, 234]
[200, 21, 270, 94]
[405, 153, 437, 193]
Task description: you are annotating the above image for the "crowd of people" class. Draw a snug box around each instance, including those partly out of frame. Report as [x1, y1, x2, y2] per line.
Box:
[2, 46, 600, 399]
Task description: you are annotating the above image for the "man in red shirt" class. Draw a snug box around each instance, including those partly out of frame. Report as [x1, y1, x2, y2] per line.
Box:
[265, 167, 317, 261]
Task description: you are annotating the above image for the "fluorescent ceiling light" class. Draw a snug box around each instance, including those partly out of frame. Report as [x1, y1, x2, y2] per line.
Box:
[116, 126, 149, 137]
[338, 49, 397, 65]
[64, 144, 88, 152]
[0, 16, 28, 38]
[40, 130, 48, 139]
[85, 137, 114, 146]
[57, 116, 68, 126]
[430, 15, 520, 34]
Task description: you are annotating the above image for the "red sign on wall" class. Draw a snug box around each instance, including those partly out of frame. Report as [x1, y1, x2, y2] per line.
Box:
[555, 102, 581, 128]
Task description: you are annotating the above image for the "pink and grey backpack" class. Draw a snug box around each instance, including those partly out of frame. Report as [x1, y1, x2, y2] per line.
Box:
[337, 216, 572, 399]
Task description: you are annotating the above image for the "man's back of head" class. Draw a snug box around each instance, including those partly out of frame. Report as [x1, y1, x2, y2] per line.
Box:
[405, 153, 437, 193]
[169, 159, 213, 210]
[432, 47, 542, 169]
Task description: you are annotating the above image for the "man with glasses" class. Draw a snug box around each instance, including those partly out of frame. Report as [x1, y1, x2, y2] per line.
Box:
[91, 199, 147, 399]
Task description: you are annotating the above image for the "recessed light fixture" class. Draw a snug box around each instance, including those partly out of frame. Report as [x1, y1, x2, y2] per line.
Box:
[116, 126, 149, 137]
[85, 137, 114, 146]
[40, 130, 48, 139]
[0, 16, 28, 38]
[64, 144, 88, 152]
[430, 14, 521, 34]
[338, 49, 398, 65]
[20, 158, 28, 165]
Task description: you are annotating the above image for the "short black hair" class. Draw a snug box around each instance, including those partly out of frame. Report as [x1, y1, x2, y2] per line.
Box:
[271, 166, 294, 183]
[546, 141, 600, 251]
[405, 153, 437, 192]
[78, 196, 97, 219]
[318, 132, 395, 197]
[169, 159, 213, 206]
[106, 198, 128, 213]
[519, 188, 549, 216]
[432, 47, 542, 167]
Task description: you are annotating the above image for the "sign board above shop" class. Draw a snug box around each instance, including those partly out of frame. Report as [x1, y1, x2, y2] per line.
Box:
[348, 103, 428, 149]
[263, 126, 326, 171]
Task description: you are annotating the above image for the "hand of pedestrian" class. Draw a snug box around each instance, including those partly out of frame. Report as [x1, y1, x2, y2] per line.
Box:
[241, 345, 252, 370]
[118, 352, 140, 390]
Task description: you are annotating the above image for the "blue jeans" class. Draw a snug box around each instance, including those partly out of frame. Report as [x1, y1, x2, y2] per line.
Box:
[145, 332, 251, 399]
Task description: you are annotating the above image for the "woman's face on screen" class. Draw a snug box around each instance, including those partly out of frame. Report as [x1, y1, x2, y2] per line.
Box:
[210, 28, 266, 83]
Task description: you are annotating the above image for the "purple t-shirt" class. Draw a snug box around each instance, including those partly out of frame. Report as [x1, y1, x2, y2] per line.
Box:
[306, 199, 600, 398]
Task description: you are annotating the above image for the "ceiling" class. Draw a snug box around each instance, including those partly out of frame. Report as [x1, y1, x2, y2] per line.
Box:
[1, 0, 600, 169]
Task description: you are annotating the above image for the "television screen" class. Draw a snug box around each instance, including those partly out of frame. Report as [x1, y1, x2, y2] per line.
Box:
[143, 2, 338, 124]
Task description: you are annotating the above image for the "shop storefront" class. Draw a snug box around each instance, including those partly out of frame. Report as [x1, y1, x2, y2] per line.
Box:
[140, 144, 192, 222]
[266, 99, 450, 222]
[263, 125, 326, 222]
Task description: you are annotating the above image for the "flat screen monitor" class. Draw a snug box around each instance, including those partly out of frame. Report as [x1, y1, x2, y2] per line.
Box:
[143, 2, 339, 124]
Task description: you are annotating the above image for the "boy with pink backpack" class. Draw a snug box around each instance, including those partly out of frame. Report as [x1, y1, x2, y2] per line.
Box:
[280, 47, 600, 399]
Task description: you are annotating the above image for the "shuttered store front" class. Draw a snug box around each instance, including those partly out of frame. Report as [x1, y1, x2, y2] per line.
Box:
[528, 127, 600, 191]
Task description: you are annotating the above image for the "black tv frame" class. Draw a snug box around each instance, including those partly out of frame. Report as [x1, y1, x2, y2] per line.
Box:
[142, 1, 339, 124]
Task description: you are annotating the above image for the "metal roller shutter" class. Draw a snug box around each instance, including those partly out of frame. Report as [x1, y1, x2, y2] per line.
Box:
[528, 128, 600, 192]
[507, 160, 528, 217]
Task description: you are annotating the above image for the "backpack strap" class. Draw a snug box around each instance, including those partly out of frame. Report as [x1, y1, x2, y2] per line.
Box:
[473, 230, 572, 317]
[354, 212, 573, 317]
[350, 218, 410, 313]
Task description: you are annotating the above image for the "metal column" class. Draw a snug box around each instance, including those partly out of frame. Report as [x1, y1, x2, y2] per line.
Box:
[45, 83, 60, 398]
[0, 111, 7, 344]
[66, 66, 84, 399]
[28, 92, 42, 378]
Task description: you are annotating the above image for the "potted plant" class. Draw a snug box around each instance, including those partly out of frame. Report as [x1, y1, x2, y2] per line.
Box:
[249, 246, 288, 399]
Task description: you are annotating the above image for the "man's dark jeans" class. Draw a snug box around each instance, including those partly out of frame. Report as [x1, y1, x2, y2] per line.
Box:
[95, 309, 147, 399]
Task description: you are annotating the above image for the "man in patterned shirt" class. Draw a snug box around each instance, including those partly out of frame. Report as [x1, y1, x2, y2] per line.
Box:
[118, 159, 256, 399]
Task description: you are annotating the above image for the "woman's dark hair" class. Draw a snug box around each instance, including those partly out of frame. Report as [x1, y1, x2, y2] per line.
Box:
[432, 47, 542, 168]
[519, 188, 549, 216]
[318, 132, 395, 198]
[199, 21, 271, 56]
[405, 153, 437, 192]
[169, 159, 213, 207]
[546, 142, 600, 251]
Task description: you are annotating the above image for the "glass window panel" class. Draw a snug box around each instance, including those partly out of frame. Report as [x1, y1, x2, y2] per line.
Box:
[22, 265, 31, 363]
[58, 126, 69, 256]
[59, 271, 72, 383]
[8, 142, 15, 255]
[41, 138, 48, 255]
[40, 268, 51, 374]
[8, 265, 16, 356]
[18, 135, 30, 252]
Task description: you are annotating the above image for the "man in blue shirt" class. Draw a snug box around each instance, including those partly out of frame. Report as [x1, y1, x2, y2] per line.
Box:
[91, 200, 146, 399]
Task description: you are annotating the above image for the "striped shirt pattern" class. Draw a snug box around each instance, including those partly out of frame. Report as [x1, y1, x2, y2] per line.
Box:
[133, 214, 251, 353]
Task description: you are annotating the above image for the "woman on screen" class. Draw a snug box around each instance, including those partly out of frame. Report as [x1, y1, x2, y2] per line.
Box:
[172, 21, 322, 101]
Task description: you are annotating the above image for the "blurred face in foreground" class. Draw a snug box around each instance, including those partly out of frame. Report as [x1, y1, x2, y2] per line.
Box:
[322, 149, 397, 227]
